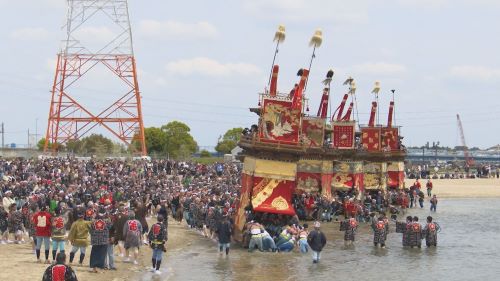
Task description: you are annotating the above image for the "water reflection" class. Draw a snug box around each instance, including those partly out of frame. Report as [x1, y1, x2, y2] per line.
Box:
[159, 199, 500, 281]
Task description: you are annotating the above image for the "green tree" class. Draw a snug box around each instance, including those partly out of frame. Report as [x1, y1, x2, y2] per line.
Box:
[77, 134, 114, 155]
[65, 139, 81, 153]
[215, 127, 243, 154]
[37, 138, 63, 151]
[143, 127, 168, 155]
[161, 121, 198, 159]
[200, 149, 211, 158]
[37, 138, 46, 151]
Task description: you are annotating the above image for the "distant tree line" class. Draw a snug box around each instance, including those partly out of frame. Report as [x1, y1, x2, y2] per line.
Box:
[38, 121, 244, 159]
[38, 134, 125, 155]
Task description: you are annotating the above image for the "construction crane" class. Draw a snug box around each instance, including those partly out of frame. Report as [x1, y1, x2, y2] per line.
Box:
[456, 114, 475, 167]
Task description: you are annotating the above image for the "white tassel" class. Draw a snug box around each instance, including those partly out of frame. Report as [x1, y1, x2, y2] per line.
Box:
[309, 28, 322, 47]
[349, 81, 357, 95]
[273, 25, 286, 43]
[372, 81, 381, 94]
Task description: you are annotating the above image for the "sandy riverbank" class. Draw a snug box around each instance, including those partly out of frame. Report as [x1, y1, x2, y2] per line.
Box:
[405, 178, 500, 198]
[0, 218, 187, 281]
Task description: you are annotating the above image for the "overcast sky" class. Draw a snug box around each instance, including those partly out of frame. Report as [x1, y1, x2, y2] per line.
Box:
[1, 0, 499, 150]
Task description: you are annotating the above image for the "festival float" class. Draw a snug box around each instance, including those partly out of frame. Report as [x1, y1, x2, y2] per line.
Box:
[234, 26, 406, 240]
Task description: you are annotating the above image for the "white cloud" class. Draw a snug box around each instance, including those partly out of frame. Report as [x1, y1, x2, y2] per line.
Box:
[242, 0, 369, 24]
[449, 65, 500, 81]
[351, 62, 407, 75]
[10, 27, 50, 41]
[137, 20, 218, 40]
[166, 57, 261, 77]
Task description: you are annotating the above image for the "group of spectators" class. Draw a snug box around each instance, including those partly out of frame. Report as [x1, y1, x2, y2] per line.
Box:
[0, 156, 444, 276]
[407, 164, 500, 179]
[0, 157, 242, 279]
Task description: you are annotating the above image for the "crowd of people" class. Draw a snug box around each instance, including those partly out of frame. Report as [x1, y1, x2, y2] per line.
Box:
[0, 157, 242, 279]
[0, 156, 443, 277]
[407, 164, 500, 179]
[240, 178, 441, 262]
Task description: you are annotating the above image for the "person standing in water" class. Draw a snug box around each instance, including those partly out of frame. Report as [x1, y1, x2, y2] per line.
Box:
[307, 221, 326, 263]
[423, 216, 440, 247]
[215, 215, 232, 256]
[430, 195, 438, 212]
[340, 215, 358, 246]
[371, 217, 387, 248]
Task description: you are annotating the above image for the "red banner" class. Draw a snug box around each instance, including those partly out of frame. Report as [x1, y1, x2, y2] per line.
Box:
[387, 162, 404, 188]
[332, 173, 363, 190]
[361, 127, 381, 151]
[381, 127, 399, 151]
[387, 171, 404, 188]
[302, 118, 325, 148]
[321, 174, 333, 198]
[259, 98, 301, 144]
[332, 121, 355, 149]
[251, 177, 295, 215]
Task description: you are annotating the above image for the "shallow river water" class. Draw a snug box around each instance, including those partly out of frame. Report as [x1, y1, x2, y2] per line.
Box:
[142, 198, 500, 281]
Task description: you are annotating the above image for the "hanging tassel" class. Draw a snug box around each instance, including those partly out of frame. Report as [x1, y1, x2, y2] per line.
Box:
[273, 25, 286, 43]
[309, 29, 323, 47]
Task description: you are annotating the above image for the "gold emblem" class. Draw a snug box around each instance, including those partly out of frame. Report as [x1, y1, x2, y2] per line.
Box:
[271, 196, 289, 211]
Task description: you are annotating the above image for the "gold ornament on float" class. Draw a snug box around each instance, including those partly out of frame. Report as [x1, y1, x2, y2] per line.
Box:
[271, 196, 289, 211]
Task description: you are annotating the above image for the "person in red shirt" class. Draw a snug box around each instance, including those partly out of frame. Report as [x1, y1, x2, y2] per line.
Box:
[304, 194, 315, 220]
[33, 205, 52, 264]
[414, 179, 421, 190]
[426, 179, 433, 197]
[343, 198, 356, 219]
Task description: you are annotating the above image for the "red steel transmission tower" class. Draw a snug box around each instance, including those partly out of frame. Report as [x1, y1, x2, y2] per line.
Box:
[456, 114, 475, 167]
[44, 0, 146, 155]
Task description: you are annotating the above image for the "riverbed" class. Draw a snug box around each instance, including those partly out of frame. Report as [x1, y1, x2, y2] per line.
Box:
[142, 198, 500, 281]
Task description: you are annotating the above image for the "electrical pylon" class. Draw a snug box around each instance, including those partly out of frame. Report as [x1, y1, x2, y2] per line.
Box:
[44, 0, 146, 155]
